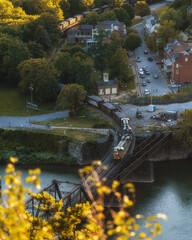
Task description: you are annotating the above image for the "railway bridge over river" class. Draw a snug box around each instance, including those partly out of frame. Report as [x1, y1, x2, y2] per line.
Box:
[25, 131, 172, 217]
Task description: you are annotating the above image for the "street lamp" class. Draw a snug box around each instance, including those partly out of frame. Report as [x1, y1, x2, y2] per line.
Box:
[29, 84, 33, 104]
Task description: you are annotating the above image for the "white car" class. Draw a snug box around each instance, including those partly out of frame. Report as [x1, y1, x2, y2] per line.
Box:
[144, 89, 150, 95]
[139, 69, 144, 74]
[154, 74, 158, 79]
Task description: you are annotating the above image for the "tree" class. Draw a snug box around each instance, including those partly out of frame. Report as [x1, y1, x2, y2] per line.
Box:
[156, 20, 179, 49]
[90, 28, 108, 79]
[145, 34, 158, 52]
[125, 32, 142, 51]
[107, 31, 121, 60]
[0, 158, 167, 239]
[27, 41, 45, 58]
[108, 47, 131, 86]
[134, 1, 150, 18]
[54, 52, 93, 93]
[79, 12, 99, 26]
[0, 34, 30, 86]
[122, 3, 135, 20]
[112, 7, 131, 26]
[57, 84, 87, 114]
[98, 10, 117, 22]
[18, 58, 58, 103]
[175, 109, 192, 149]
[159, 8, 184, 29]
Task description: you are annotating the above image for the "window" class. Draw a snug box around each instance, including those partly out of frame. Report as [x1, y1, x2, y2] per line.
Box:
[176, 64, 179, 68]
[99, 89, 104, 95]
[105, 88, 110, 95]
[176, 70, 179, 74]
[185, 58, 188, 62]
[112, 87, 117, 94]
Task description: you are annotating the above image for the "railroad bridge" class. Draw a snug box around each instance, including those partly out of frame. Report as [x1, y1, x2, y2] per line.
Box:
[25, 132, 172, 217]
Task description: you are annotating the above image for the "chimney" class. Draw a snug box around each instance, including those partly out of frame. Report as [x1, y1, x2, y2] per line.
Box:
[103, 73, 109, 82]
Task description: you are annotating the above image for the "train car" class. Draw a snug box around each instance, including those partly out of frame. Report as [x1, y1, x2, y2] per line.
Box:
[113, 111, 126, 126]
[121, 118, 131, 135]
[91, 8, 100, 14]
[59, 21, 69, 30]
[100, 102, 117, 116]
[83, 11, 91, 17]
[74, 14, 83, 22]
[87, 95, 103, 107]
[101, 4, 109, 12]
[113, 135, 132, 161]
[67, 18, 76, 25]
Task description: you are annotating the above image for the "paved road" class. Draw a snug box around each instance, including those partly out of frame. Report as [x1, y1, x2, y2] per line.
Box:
[133, 1, 171, 97]
[0, 110, 69, 129]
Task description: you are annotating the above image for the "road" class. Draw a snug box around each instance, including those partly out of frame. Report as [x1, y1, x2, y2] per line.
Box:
[0, 110, 69, 129]
[133, 1, 170, 97]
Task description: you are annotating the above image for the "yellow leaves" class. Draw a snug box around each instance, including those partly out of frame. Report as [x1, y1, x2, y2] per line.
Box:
[112, 180, 120, 191]
[5, 163, 15, 173]
[156, 213, 168, 221]
[138, 232, 146, 238]
[10, 156, 18, 163]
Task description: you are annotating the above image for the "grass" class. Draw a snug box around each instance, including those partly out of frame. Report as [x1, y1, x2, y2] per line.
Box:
[131, 18, 142, 26]
[33, 106, 113, 128]
[0, 86, 55, 116]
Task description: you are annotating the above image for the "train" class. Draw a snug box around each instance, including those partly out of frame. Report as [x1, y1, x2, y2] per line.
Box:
[87, 95, 132, 161]
[59, 0, 137, 31]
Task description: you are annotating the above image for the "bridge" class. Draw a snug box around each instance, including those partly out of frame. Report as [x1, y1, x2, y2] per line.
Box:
[25, 131, 172, 216]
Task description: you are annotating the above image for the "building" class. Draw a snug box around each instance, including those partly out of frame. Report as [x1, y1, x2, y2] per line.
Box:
[164, 38, 192, 85]
[75, 25, 93, 43]
[95, 73, 118, 96]
[92, 20, 127, 38]
[144, 16, 159, 35]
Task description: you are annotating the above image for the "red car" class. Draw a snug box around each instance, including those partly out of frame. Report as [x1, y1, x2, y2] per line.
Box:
[156, 60, 164, 65]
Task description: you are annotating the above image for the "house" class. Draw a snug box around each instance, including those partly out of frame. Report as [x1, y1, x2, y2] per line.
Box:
[95, 73, 118, 96]
[144, 16, 159, 35]
[92, 20, 127, 38]
[75, 25, 93, 43]
[164, 38, 192, 85]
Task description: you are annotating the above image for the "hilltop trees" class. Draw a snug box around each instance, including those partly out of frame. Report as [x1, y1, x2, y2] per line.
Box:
[18, 58, 58, 102]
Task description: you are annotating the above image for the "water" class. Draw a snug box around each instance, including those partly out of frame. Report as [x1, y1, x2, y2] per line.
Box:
[0, 164, 80, 198]
[134, 159, 192, 240]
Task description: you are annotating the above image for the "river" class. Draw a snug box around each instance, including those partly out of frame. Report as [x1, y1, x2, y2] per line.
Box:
[1, 159, 192, 239]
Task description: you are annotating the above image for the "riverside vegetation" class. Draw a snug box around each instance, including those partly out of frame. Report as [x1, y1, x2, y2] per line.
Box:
[0, 157, 167, 240]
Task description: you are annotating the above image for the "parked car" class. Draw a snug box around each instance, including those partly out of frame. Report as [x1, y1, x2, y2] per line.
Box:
[156, 60, 164, 65]
[148, 57, 153, 61]
[145, 70, 150, 75]
[154, 74, 158, 79]
[144, 89, 150, 95]
[140, 73, 145, 78]
[139, 69, 144, 74]
[136, 57, 141, 62]
[146, 78, 151, 83]
[142, 81, 147, 86]
[142, 66, 147, 71]
[144, 49, 148, 54]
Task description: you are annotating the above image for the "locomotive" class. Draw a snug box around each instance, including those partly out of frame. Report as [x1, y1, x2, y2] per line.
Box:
[87, 95, 132, 161]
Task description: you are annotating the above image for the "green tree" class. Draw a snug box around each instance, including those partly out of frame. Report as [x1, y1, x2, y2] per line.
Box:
[134, 1, 150, 18]
[107, 31, 121, 60]
[98, 10, 117, 22]
[175, 109, 192, 149]
[109, 47, 130, 86]
[55, 52, 93, 93]
[79, 12, 99, 26]
[57, 84, 87, 114]
[125, 32, 142, 51]
[27, 41, 45, 58]
[159, 8, 184, 29]
[122, 3, 135, 20]
[89, 28, 108, 80]
[145, 34, 158, 52]
[0, 34, 30, 86]
[112, 7, 131, 26]
[18, 58, 58, 103]
[156, 20, 179, 49]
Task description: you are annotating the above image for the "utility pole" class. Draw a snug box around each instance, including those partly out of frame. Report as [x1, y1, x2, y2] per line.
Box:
[29, 84, 33, 104]
[150, 81, 152, 105]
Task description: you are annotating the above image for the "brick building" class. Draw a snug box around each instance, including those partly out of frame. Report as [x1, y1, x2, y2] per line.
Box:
[164, 38, 192, 85]
[95, 73, 118, 96]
